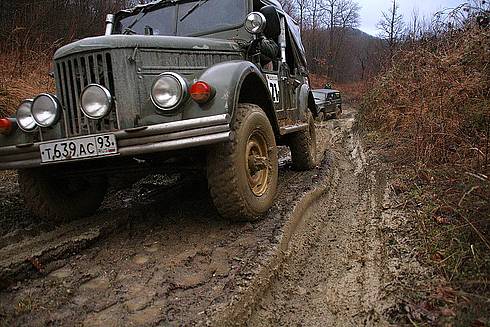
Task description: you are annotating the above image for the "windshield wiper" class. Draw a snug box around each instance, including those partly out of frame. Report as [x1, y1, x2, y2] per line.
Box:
[123, 3, 161, 35]
[180, 0, 209, 22]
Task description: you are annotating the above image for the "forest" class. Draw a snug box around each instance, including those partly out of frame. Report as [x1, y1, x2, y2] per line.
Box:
[2, 0, 481, 89]
[0, 0, 382, 116]
[0, 0, 382, 83]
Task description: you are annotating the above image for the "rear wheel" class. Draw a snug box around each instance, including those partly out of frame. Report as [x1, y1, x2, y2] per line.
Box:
[317, 111, 326, 122]
[335, 107, 342, 119]
[207, 103, 278, 222]
[322, 110, 331, 121]
[288, 111, 317, 171]
[18, 169, 108, 222]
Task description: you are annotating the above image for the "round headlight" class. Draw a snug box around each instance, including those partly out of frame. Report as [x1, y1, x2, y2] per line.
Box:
[32, 94, 61, 128]
[245, 12, 266, 34]
[16, 100, 37, 132]
[80, 84, 112, 119]
[151, 73, 188, 111]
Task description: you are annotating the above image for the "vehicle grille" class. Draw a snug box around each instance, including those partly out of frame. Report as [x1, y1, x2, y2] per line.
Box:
[55, 52, 119, 137]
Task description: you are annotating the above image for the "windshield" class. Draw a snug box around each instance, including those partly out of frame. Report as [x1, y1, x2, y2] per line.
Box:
[312, 92, 324, 100]
[114, 0, 247, 37]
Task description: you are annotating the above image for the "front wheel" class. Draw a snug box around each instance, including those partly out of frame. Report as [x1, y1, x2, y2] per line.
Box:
[18, 169, 108, 222]
[207, 103, 278, 222]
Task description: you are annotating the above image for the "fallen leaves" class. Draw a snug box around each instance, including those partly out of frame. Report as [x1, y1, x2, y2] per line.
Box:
[29, 257, 45, 273]
[432, 206, 458, 225]
[440, 307, 456, 317]
[405, 301, 439, 323]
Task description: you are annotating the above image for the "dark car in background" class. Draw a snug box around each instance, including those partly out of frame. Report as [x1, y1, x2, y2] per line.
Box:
[313, 89, 342, 120]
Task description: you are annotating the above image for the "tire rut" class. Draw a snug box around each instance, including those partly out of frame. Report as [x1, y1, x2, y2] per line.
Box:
[249, 110, 393, 326]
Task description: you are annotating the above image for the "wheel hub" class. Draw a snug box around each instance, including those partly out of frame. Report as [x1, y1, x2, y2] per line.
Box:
[246, 131, 270, 197]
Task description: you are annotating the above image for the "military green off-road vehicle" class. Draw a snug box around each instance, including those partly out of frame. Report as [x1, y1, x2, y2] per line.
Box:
[0, 0, 318, 222]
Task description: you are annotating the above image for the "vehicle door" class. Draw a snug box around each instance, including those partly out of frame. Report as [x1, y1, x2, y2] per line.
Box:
[278, 23, 305, 123]
[261, 11, 306, 124]
[280, 19, 313, 124]
[262, 51, 283, 119]
[256, 2, 284, 121]
[321, 93, 329, 113]
[322, 93, 330, 113]
[335, 92, 342, 110]
[313, 92, 325, 113]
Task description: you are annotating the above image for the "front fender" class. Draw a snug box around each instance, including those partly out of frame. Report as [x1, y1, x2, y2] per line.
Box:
[197, 60, 273, 120]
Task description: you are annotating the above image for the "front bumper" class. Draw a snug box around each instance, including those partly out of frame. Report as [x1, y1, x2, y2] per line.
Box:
[0, 114, 232, 170]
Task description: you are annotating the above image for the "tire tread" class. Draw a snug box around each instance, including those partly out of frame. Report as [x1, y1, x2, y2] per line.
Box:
[207, 103, 277, 221]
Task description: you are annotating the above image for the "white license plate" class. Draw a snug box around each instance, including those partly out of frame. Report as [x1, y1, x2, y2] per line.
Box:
[40, 134, 118, 163]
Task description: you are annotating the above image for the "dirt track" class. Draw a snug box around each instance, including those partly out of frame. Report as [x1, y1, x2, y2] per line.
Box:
[250, 113, 391, 326]
[0, 106, 416, 326]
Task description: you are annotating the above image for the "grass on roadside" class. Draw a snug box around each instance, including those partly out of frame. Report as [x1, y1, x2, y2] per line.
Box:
[0, 51, 54, 117]
[359, 24, 489, 326]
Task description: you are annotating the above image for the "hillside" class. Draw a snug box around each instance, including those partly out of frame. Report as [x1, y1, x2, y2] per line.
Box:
[303, 27, 383, 83]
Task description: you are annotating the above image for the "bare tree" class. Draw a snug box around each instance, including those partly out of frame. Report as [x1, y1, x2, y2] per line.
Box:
[377, 0, 405, 55]
[405, 9, 434, 42]
[277, 0, 296, 16]
[337, 0, 361, 29]
[293, 0, 309, 34]
[321, 0, 361, 79]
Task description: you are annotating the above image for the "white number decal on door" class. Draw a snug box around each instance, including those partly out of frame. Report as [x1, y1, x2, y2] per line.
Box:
[266, 74, 280, 103]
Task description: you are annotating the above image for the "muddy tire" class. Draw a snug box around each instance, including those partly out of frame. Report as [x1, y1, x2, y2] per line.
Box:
[288, 111, 317, 171]
[335, 107, 342, 119]
[317, 111, 326, 122]
[207, 103, 278, 222]
[18, 169, 108, 222]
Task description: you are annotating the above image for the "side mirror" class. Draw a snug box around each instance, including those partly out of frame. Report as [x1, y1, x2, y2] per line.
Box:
[244, 12, 267, 34]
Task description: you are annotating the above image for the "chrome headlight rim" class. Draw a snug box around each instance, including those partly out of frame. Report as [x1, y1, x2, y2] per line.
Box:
[80, 84, 113, 119]
[150, 72, 188, 112]
[16, 99, 38, 133]
[245, 12, 267, 34]
[31, 93, 61, 128]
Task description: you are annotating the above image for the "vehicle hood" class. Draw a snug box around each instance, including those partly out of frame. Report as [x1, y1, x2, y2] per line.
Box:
[117, 0, 282, 14]
[313, 89, 340, 94]
[54, 35, 241, 59]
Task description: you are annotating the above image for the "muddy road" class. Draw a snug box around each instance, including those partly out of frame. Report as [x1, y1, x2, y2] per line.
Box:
[0, 106, 412, 326]
[250, 115, 391, 326]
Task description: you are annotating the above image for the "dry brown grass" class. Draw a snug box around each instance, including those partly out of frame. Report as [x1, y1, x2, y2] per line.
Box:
[309, 73, 330, 89]
[361, 27, 489, 169]
[333, 81, 368, 103]
[360, 25, 489, 325]
[0, 51, 55, 117]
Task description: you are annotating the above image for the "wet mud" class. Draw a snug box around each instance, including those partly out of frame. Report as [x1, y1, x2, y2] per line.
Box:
[0, 106, 412, 326]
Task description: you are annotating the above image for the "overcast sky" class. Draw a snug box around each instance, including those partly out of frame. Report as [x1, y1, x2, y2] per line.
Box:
[357, 0, 466, 35]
